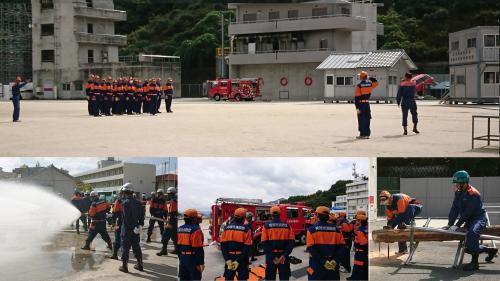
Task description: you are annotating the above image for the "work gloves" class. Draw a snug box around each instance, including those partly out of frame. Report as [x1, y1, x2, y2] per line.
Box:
[324, 260, 337, 270]
[273, 255, 286, 265]
[226, 260, 239, 271]
[369, 77, 377, 83]
[196, 264, 205, 272]
[448, 225, 459, 232]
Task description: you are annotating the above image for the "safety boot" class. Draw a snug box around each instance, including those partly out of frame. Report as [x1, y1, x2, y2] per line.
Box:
[107, 241, 113, 250]
[134, 256, 144, 271]
[403, 126, 408, 135]
[413, 124, 420, 134]
[463, 254, 479, 271]
[119, 261, 128, 273]
[81, 240, 91, 250]
[146, 235, 151, 243]
[109, 248, 119, 260]
[156, 247, 168, 256]
[76, 228, 80, 235]
[485, 247, 498, 262]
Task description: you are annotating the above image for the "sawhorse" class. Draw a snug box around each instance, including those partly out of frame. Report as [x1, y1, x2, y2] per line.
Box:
[404, 217, 431, 265]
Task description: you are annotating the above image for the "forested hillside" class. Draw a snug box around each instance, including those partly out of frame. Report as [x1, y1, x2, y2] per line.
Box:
[115, 0, 499, 83]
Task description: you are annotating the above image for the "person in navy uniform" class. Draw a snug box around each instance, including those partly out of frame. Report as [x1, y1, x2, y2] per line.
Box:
[354, 71, 378, 139]
[444, 170, 498, 271]
[157, 187, 178, 256]
[109, 189, 124, 260]
[261, 205, 295, 280]
[306, 206, 345, 280]
[71, 190, 88, 234]
[397, 72, 420, 135]
[164, 78, 175, 113]
[119, 183, 145, 273]
[177, 208, 205, 280]
[221, 208, 253, 280]
[11, 76, 28, 122]
[347, 210, 368, 281]
[147, 189, 166, 242]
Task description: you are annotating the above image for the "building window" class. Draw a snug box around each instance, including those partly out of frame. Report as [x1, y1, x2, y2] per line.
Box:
[467, 38, 476, 48]
[450, 74, 455, 84]
[336, 76, 353, 86]
[484, 35, 497, 47]
[319, 39, 328, 50]
[74, 81, 83, 91]
[326, 75, 333, 85]
[269, 11, 279, 21]
[87, 23, 93, 34]
[243, 13, 257, 23]
[457, 75, 465, 85]
[86, 0, 93, 8]
[288, 10, 298, 19]
[451, 41, 459, 50]
[41, 24, 54, 36]
[388, 76, 398, 85]
[312, 7, 328, 17]
[484, 72, 498, 84]
[41, 50, 55, 63]
[88, 50, 94, 63]
[62, 83, 71, 91]
[41, 0, 54, 9]
[341, 7, 350, 15]
[286, 208, 299, 219]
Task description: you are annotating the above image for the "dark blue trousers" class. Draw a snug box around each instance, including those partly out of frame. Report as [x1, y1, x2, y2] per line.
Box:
[121, 229, 142, 262]
[401, 101, 418, 127]
[12, 95, 20, 121]
[178, 254, 202, 280]
[265, 253, 291, 280]
[357, 103, 371, 137]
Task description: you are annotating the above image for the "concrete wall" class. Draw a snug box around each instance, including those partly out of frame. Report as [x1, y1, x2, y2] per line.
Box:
[351, 2, 377, 52]
[21, 169, 77, 200]
[123, 163, 156, 195]
[400, 177, 500, 219]
[232, 62, 324, 100]
[450, 64, 500, 101]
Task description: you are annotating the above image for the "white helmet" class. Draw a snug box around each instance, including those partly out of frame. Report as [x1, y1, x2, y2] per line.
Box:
[167, 187, 177, 194]
[157, 188, 164, 194]
[121, 182, 134, 192]
[90, 191, 99, 197]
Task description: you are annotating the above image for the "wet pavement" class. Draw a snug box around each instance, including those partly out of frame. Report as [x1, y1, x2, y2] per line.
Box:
[370, 218, 500, 281]
[0, 226, 177, 281]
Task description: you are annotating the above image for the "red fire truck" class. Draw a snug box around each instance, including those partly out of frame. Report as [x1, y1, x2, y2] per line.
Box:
[207, 78, 263, 101]
[209, 198, 313, 255]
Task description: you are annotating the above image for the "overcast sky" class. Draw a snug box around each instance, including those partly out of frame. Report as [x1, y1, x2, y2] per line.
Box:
[179, 158, 369, 213]
[0, 157, 177, 175]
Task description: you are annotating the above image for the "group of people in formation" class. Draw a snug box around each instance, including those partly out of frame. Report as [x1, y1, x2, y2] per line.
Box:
[177, 205, 368, 281]
[70, 183, 178, 273]
[85, 74, 175, 117]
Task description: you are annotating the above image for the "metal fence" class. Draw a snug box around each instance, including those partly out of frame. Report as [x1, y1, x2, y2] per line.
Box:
[181, 84, 205, 98]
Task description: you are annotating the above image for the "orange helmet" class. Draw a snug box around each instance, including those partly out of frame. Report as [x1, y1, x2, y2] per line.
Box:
[379, 190, 391, 201]
[355, 210, 367, 221]
[270, 206, 281, 215]
[359, 71, 368, 80]
[184, 208, 198, 219]
[315, 206, 330, 216]
[234, 208, 247, 219]
[339, 211, 347, 218]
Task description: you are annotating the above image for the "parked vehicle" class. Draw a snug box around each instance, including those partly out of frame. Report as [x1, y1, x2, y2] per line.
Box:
[411, 74, 435, 96]
[207, 78, 263, 101]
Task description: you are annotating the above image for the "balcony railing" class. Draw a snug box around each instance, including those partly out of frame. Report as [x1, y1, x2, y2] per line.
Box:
[75, 32, 127, 46]
[74, 6, 126, 21]
[483, 47, 499, 61]
[229, 48, 333, 65]
[229, 14, 366, 35]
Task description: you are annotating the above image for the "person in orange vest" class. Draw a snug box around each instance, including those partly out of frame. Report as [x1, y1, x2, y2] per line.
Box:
[306, 206, 345, 280]
[158, 187, 178, 256]
[221, 208, 253, 280]
[124, 78, 135, 115]
[354, 71, 378, 139]
[337, 211, 353, 273]
[134, 79, 143, 114]
[81, 191, 113, 251]
[397, 72, 420, 135]
[164, 78, 174, 113]
[347, 210, 368, 281]
[261, 206, 295, 280]
[147, 189, 166, 242]
[178, 208, 205, 280]
[109, 188, 124, 260]
[379, 190, 422, 254]
[85, 75, 94, 115]
[156, 78, 163, 113]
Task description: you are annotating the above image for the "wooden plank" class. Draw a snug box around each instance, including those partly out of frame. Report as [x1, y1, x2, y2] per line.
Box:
[372, 225, 500, 243]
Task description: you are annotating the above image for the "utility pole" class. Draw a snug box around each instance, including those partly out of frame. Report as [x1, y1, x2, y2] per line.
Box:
[221, 13, 225, 78]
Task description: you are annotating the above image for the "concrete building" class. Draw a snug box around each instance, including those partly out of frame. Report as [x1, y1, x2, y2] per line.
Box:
[449, 26, 499, 103]
[346, 179, 368, 218]
[31, 0, 181, 99]
[8, 164, 78, 200]
[0, 167, 17, 180]
[73, 158, 156, 196]
[227, 0, 382, 101]
[331, 194, 347, 213]
[156, 173, 178, 190]
[317, 49, 417, 102]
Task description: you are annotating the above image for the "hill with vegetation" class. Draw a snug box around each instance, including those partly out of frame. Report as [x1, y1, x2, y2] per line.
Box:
[115, 0, 499, 83]
[281, 179, 357, 209]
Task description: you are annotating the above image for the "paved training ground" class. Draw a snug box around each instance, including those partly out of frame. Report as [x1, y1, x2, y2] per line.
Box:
[370, 218, 500, 281]
[0, 226, 177, 281]
[199, 219, 356, 280]
[0, 99, 498, 156]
